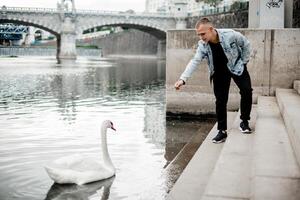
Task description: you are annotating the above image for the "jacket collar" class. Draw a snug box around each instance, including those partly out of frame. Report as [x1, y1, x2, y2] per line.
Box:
[215, 29, 224, 43]
[201, 28, 223, 47]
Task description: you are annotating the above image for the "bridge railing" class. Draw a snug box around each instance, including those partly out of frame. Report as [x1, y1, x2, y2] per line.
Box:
[1, 6, 58, 13]
[0, 6, 173, 18]
[76, 9, 173, 17]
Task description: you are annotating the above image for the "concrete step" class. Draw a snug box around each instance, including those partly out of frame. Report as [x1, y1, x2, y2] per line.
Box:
[252, 96, 300, 200]
[293, 80, 300, 95]
[276, 88, 300, 166]
[167, 112, 237, 200]
[201, 106, 257, 200]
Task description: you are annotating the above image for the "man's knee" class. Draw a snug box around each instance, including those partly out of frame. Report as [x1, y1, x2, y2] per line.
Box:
[240, 88, 252, 97]
[215, 98, 228, 106]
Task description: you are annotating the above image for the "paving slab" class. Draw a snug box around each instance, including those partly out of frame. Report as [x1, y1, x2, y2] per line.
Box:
[252, 176, 300, 200]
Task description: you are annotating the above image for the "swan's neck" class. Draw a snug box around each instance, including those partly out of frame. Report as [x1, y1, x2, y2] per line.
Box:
[101, 126, 114, 169]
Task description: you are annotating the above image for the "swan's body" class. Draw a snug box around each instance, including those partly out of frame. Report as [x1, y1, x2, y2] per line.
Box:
[45, 120, 116, 185]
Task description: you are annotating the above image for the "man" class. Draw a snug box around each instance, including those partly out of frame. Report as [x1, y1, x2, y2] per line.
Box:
[174, 18, 253, 144]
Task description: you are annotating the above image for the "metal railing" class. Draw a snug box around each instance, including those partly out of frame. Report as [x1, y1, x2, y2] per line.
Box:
[76, 9, 172, 17]
[0, 23, 28, 34]
[188, 1, 249, 17]
[1, 6, 58, 13]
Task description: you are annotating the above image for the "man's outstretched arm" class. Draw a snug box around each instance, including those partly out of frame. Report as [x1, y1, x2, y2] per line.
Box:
[174, 42, 205, 90]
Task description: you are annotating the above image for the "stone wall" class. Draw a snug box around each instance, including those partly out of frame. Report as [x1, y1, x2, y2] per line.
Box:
[166, 29, 300, 115]
[78, 29, 159, 57]
[187, 10, 248, 28]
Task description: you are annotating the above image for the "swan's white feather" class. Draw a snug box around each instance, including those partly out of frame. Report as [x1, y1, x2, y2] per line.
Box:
[45, 120, 116, 185]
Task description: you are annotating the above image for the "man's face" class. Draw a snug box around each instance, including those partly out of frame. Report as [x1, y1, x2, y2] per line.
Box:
[196, 24, 214, 43]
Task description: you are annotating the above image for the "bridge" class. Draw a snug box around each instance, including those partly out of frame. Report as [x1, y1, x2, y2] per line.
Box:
[0, 23, 27, 40]
[0, 0, 186, 63]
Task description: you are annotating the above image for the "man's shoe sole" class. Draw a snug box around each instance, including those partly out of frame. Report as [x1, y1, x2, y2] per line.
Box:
[239, 127, 252, 134]
[212, 138, 226, 144]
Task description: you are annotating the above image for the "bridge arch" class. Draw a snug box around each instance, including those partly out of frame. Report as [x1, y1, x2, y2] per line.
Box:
[0, 19, 62, 59]
[78, 22, 166, 40]
[79, 22, 167, 58]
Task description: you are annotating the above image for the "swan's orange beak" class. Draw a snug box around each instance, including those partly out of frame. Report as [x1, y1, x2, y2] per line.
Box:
[111, 126, 116, 131]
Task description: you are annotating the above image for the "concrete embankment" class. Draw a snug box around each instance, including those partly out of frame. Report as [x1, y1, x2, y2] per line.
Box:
[167, 81, 300, 199]
[166, 29, 300, 115]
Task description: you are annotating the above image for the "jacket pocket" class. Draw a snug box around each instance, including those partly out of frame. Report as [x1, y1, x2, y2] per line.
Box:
[229, 42, 239, 57]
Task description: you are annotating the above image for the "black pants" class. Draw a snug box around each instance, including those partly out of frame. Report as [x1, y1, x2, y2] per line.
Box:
[212, 66, 253, 130]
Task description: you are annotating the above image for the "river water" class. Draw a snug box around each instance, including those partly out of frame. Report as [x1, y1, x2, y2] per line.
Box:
[0, 56, 214, 200]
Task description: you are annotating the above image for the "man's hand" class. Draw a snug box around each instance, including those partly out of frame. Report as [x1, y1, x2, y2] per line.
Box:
[174, 79, 185, 90]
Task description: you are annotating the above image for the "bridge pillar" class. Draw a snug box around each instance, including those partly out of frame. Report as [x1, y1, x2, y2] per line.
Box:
[57, 0, 77, 63]
[24, 26, 35, 46]
[57, 17, 77, 63]
[157, 40, 166, 59]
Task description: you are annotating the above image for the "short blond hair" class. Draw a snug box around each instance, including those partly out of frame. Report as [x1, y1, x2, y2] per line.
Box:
[195, 17, 213, 29]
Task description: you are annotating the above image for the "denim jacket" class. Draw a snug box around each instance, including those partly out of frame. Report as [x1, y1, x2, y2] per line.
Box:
[179, 29, 250, 82]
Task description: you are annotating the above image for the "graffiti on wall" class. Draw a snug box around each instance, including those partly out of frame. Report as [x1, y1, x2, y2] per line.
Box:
[266, 0, 283, 8]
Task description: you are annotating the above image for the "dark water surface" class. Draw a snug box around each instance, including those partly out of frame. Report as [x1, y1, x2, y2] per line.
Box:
[0, 56, 214, 200]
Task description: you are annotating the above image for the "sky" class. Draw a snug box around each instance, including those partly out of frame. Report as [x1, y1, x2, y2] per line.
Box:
[0, 0, 146, 12]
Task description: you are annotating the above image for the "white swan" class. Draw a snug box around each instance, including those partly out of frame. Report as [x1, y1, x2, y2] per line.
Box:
[45, 120, 116, 185]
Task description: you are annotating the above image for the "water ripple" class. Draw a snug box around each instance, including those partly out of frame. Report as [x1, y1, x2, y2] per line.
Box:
[0, 57, 168, 200]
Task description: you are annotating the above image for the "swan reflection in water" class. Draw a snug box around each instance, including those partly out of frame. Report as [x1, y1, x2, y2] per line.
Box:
[45, 176, 115, 200]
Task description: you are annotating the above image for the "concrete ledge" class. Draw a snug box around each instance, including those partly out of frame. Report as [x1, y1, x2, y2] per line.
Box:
[252, 96, 300, 200]
[167, 87, 259, 114]
[167, 91, 217, 115]
[293, 80, 300, 95]
[202, 106, 256, 200]
[167, 112, 237, 200]
[276, 88, 300, 166]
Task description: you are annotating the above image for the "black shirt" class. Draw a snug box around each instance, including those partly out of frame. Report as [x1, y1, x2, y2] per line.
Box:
[209, 41, 228, 74]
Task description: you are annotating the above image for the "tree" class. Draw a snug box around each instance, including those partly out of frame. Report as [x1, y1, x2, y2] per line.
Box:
[196, 0, 223, 7]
